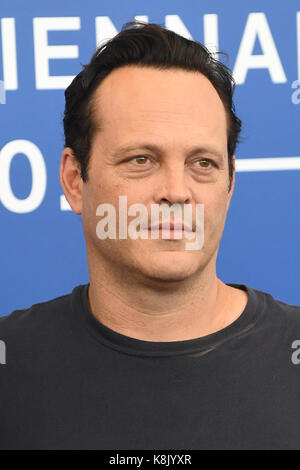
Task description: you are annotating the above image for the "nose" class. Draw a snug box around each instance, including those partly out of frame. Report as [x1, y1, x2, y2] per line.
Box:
[154, 164, 192, 206]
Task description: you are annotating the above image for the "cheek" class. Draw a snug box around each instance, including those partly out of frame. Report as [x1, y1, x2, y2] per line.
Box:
[203, 192, 229, 231]
[82, 185, 100, 224]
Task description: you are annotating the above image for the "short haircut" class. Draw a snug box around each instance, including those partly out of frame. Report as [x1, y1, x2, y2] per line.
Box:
[63, 20, 242, 190]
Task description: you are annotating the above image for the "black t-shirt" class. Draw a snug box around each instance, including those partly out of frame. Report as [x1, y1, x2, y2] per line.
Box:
[1, 282, 300, 450]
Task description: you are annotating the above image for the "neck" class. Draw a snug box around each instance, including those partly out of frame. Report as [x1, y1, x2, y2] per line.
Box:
[87, 257, 246, 342]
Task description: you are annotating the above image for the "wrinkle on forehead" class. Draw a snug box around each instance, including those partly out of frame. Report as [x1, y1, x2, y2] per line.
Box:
[91, 65, 228, 132]
[87, 67, 229, 174]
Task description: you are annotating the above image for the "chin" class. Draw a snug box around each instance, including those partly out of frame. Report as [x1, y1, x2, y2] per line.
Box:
[139, 252, 200, 282]
[148, 271, 194, 282]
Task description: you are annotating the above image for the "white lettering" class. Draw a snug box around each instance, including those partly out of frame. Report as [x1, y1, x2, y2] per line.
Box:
[0, 140, 47, 213]
[33, 17, 80, 89]
[203, 14, 219, 58]
[1, 18, 18, 90]
[297, 12, 300, 80]
[233, 12, 287, 84]
[165, 15, 193, 39]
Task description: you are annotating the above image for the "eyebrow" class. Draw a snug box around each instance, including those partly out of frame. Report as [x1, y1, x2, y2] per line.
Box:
[112, 143, 225, 161]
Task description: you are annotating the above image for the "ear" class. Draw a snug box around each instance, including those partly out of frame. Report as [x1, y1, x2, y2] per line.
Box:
[60, 147, 83, 214]
[226, 155, 236, 209]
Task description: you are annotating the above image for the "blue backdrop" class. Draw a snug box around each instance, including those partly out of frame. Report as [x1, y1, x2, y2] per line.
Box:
[1, 0, 300, 315]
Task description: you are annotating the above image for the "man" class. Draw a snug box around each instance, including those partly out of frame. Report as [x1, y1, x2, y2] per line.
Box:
[1, 20, 300, 450]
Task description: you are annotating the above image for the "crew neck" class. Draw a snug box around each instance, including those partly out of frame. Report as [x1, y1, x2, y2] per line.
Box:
[73, 282, 263, 357]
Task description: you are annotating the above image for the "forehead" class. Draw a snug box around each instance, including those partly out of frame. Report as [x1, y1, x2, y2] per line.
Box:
[91, 66, 228, 147]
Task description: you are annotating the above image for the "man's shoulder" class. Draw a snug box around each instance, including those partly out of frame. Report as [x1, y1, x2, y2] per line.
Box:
[249, 284, 300, 329]
[0, 285, 87, 369]
[229, 282, 300, 334]
[0, 285, 85, 336]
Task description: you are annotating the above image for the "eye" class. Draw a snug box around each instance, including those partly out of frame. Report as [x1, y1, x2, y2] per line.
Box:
[130, 156, 150, 165]
[194, 158, 214, 169]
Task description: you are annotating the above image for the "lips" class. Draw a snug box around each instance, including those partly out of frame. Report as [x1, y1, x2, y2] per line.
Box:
[149, 222, 193, 232]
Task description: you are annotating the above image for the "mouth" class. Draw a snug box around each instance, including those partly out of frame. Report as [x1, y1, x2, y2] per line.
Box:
[149, 222, 193, 232]
[146, 222, 194, 240]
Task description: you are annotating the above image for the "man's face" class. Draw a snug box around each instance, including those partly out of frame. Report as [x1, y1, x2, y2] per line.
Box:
[81, 65, 235, 283]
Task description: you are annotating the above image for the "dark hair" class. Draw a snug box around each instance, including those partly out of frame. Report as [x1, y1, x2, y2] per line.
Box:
[63, 20, 242, 190]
